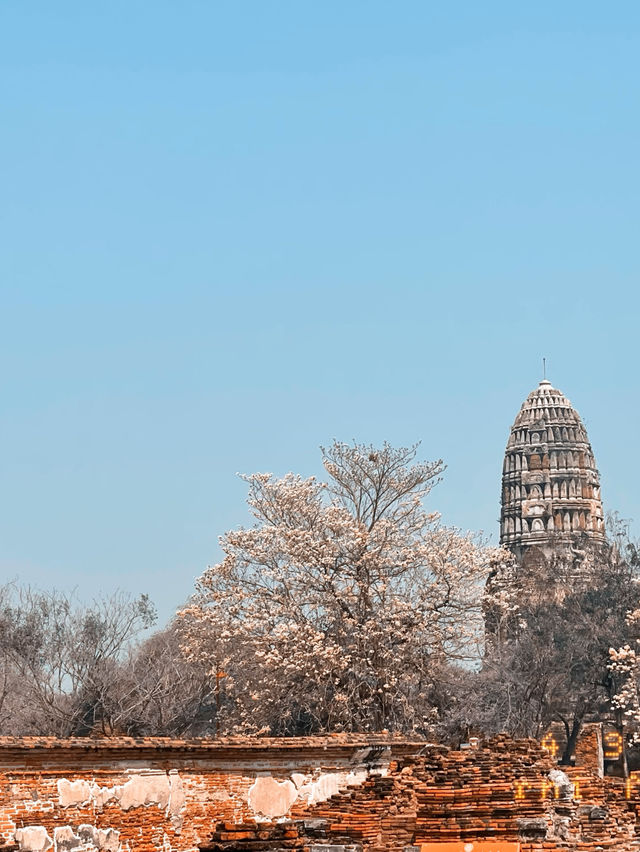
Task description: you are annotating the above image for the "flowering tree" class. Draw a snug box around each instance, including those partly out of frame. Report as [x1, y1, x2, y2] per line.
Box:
[609, 644, 640, 733]
[180, 441, 504, 735]
[609, 626, 640, 748]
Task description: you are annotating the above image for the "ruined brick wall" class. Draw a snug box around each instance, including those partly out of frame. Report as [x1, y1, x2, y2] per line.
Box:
[0, 736, 417, 852]
[2, 731, 640, 852]
[308, 734, 639, 852]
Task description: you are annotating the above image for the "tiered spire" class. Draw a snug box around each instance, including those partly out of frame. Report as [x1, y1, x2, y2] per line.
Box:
[500, 379, 604, 557]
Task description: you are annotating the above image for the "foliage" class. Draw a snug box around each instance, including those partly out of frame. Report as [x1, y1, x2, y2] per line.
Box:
[0, 587, 156, 735]
[606, 525, 640, 740]
[466, 518, 640, 761]
[180, 441, 504, 735]
[102, 621, 217, 736]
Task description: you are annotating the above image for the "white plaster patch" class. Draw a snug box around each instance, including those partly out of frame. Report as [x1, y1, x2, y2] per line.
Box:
[77, 825, 120, 851]
[297, 768, 373, 806]
[247, 776, 297, 818]
[117, 774, 171, 811]
[167, 771, 185, 832]
[290, 772, 309, 789]
[300, 772, 340, 805]
[57, 772, 181, 815]
[58, 780, 91, 808]
[345, 769, 368, 788]
[53, 826, 82, 850]
[15, 826, 53, 851]
[98, 830, 120, 852]
[88, 783, 117, 810]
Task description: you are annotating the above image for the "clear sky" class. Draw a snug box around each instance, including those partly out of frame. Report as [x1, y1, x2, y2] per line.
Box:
[2, 2, 639, 624]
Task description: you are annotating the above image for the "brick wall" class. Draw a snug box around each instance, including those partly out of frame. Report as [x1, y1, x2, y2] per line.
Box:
[2, 731, 640, 852]
[308, 734, 638, 851]
[0, 735, 417, 852]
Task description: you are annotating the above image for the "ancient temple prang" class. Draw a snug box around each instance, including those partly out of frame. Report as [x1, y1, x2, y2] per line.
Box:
[485, 379, 607, 644]
[499, 378, 605, 564]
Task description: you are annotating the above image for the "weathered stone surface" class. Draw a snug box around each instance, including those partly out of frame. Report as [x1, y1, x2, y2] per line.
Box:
[516, 817, 548, 837]
[548, 768, 573, 800]
[589, 806, 608, 820]
[308, 846, 360, 851]
[499, 379, 605, 558]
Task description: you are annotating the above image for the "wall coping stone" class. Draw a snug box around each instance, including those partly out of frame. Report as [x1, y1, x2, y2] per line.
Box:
[0, 735, 426, 768]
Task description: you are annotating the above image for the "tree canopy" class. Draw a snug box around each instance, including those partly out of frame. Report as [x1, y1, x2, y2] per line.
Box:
[179, 441, 504, 735]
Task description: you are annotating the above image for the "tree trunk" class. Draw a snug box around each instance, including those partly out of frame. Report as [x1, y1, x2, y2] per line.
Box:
[561, 716, 583, 764]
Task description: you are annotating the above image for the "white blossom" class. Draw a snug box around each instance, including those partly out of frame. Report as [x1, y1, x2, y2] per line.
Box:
[179, 441, 508, 734]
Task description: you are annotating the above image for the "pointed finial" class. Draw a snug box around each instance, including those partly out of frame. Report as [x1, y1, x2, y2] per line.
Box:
[539, 358, 552, 388]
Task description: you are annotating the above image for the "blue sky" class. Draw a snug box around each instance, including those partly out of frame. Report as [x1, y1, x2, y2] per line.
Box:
[2, 2, 639, 623]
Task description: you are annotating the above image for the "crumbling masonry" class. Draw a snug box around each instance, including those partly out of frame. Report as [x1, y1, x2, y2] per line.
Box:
[2, 728, 640, 851]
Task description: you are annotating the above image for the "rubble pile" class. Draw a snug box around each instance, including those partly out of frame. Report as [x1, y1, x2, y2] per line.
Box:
[301, 735, 640, 851]
[199, 820, 361, 851]
[199, 821, 307, 851]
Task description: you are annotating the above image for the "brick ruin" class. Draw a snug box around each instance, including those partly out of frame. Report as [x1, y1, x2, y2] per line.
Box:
[2, 726, 640, 851]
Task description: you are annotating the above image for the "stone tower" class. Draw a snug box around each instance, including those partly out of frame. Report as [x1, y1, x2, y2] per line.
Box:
[500, 379, 605, 562]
